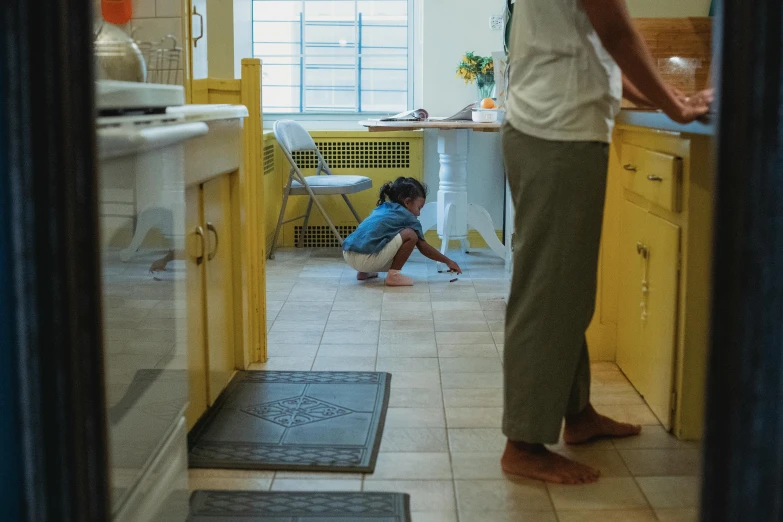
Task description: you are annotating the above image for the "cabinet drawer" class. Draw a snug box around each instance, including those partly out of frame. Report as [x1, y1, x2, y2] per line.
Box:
[621, 144, 682, 212]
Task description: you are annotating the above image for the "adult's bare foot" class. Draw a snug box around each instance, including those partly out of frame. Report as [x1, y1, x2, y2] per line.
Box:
[563, 404, 641, 445]
[501, 441, 600, 485]
[357, 271, 378, 280]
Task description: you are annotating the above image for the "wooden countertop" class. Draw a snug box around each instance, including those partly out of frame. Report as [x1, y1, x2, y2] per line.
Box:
[616, 109, 714, 136]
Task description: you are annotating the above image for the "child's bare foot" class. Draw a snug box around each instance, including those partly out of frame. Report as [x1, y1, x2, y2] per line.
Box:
[385, 269, 413, 286]
[501, 441, 600, 485]
[563, 404, 641, 445]
[357, 272, 378, 280]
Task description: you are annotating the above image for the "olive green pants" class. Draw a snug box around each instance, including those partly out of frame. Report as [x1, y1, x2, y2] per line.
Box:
[501, 123, 608, 444]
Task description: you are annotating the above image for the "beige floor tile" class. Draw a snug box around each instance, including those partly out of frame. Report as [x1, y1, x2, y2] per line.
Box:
[611, 425, 700, 450]
[635, 476, 700, 509]
[321, 330, 379, 345]
[270, 478, 362, 491]
[267, 330, 324, 344]
[460, 512, 555, 522]
[388, 371, 441, 389]
[273, 471, 363, 480]
[385, 408, 447, 428]
[438, 344, 500, 358]
[432, 310, 487, 322]
[443, 388, 503, 408]
[380, 330, 436, 345]
[594, 404, 661, 426]
[431, 301, 482, 311]
[277, 302, 333, 322]
[188, 476, 272, 491]
[445, 407, 503, 428]
[381, 308, 435, 321]
[379, 428, 449, 452]
[265, 343, 320, 358]
[553, 448, 631, 477]
[365, 453, 452, 480]
[436, 331, 494, 345]
[316, 344, 378, 357]
[440, 372, 503, 389]
[376, 357, 440, 373]
[556, 510, 657, 522]
[448, 428, 507, 452]
[433, 321, 490, 333]
[618, 448, 701, 476]
[451, 452, 505, 479]
[388, 387, 444, 408]
[492, 331, 505, 344]
[591, 392, 646, 406]
[362, 480, 456, 513]
[248, 357, 313, 371]
[331, 300, 384, 311]
[410, 512, 458, 522]
[310, 356, 376, 371]
[381, 320, 435, 332]
[378, 343, 438, 358]
[439, 357, 502, 373]
[482, 309, 506, 320]
[382, 301, 433, 312]
[655, 508, 699, 522]
[487, 321, 504, 333]
[324, 320, 380, 334]
[384, 293, 431, 303]
[547, 477, 649, 511]
[269, 321, 326, 334]
[454, 478, 553, 512]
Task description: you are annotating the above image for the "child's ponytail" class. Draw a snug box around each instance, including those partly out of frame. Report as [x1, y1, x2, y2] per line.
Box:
[377, 181, 395, 206]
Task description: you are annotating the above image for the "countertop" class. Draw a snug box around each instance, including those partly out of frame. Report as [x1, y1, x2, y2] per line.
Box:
[167, 104, 249, 121]
[616, 109, 714, 136]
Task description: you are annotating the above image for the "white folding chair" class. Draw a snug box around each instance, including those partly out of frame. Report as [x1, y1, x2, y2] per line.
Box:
[269, 120, 373, 259]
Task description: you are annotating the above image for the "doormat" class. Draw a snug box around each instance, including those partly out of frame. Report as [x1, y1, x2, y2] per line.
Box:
[188, 371, 391, 473]
[188, 490, 411, 521]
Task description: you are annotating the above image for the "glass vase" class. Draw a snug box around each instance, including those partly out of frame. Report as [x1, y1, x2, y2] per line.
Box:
[476, 79, 495, 101]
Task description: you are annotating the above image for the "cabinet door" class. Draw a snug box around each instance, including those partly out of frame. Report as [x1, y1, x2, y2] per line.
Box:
[617, 200, 647, 391]
[185, 185, 208, 429]
[203, 175, 236, 404]
[642, 213, 681, 429]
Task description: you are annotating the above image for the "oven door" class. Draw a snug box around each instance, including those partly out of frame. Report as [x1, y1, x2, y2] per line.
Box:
[96, 121, 206, 521]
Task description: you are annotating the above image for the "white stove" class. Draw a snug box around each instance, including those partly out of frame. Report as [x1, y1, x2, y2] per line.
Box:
[96, 81, 205, 522]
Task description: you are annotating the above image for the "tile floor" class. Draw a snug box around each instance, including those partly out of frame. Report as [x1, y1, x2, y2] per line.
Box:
[189, 247, 703, 522]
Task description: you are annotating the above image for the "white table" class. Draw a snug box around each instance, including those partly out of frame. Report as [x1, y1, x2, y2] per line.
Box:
[360, 119, 508, 270]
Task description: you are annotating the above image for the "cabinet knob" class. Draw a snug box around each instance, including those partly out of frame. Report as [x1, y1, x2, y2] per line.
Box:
[647, 174, 663, 182]
[623, 164, 638, 172]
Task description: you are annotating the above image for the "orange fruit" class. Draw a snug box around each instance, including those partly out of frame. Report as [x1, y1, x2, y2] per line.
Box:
[480, 98, 496, 109]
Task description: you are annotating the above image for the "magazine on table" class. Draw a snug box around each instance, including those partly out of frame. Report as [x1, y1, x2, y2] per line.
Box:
[379, 108, 429, 121]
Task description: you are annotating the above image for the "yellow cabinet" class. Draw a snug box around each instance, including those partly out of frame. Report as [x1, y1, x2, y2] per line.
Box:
[185, 175, 238, 427]
[617, 199, 681, 429]
[621, 143, 682, 213]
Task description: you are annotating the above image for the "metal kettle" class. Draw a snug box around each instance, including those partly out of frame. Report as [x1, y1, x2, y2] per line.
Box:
[94, 21, 147, 82]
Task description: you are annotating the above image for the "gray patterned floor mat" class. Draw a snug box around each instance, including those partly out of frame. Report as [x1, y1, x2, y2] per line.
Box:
[188, 371, 391, 472]
[188, 490, 411, 521]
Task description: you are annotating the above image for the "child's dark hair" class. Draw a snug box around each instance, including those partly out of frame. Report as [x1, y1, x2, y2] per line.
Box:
[377, 177, 428, 207]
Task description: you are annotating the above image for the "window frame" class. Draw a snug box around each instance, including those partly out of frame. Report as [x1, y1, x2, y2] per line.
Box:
[251, 0, 416, 116]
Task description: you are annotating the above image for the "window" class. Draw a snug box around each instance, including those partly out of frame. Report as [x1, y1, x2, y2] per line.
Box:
[252, 0, 413, 114]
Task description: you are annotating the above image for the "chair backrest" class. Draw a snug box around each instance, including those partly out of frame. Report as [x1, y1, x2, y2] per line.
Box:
[273, 120, 318, 153]
[274, 120, 332, 175]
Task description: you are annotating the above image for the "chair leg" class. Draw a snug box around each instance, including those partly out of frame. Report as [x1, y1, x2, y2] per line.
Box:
[269, 181, 293, 260]
[341, 194, 362, 224]
[298, 181, 344, 246]
[298, 198, 313, 248]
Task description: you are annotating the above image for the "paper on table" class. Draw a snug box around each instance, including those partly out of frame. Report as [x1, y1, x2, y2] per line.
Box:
[440, 102, 478, 121]
[380, 108, 429, 121]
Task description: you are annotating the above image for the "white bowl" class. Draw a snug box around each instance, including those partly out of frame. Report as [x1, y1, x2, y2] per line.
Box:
[472, 109, 498, 123]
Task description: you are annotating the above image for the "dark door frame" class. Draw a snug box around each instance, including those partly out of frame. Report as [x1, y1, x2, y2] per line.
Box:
[0, 0, 110, 520]
[701, 0, 783, 520]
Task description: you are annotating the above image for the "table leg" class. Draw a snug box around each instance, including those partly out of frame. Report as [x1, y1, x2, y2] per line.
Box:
[460, 238, 471, 253]
[121, 206, 172, 262]
[437, 202, 456, 272]
[418, 201, 438, 234]
[467, 203, 507, 259]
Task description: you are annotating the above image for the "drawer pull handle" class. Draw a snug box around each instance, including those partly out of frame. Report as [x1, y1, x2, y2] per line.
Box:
[623, 164, 638, 172]
[193, 226, 205, 265]
[207, 222, 219, 261]
[647, 175, 663, 182]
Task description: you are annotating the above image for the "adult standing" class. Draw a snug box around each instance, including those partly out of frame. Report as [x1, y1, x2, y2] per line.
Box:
[501, 0, 712, 484]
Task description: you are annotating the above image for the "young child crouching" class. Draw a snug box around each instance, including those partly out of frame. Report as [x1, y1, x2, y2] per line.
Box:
[342, 177, 462, 286]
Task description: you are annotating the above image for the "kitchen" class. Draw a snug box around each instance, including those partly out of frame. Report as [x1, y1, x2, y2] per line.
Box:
[2, 0, 782, 521]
